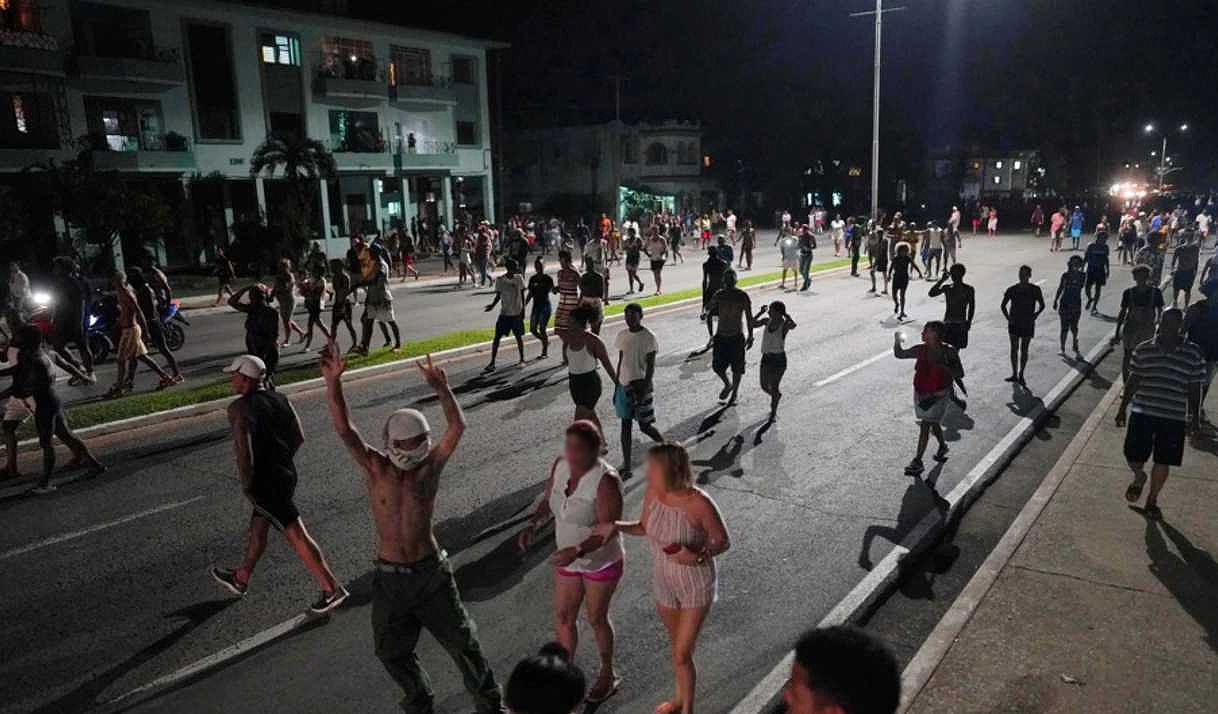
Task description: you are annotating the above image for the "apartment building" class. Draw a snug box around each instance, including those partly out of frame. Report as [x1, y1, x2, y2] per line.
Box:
[0, 0, 503, 265]
[505, 119, 721, 221]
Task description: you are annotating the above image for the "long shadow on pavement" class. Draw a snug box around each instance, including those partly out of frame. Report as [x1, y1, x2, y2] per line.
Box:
[1145, 519, 1218, 655]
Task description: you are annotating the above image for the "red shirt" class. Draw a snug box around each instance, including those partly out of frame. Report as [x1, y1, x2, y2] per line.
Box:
[913, 345, 950, 394]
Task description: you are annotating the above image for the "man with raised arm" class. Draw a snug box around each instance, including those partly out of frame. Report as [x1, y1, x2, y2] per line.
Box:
[320, 345, 505, 714]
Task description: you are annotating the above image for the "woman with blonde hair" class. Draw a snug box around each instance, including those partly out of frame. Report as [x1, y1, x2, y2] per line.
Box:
[594, 443, 729, 714]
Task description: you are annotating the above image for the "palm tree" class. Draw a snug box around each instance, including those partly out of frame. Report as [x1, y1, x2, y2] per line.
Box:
[249, 137, 336, 261]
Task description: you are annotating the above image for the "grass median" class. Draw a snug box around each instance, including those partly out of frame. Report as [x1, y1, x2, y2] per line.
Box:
[46, 257, 855, 436]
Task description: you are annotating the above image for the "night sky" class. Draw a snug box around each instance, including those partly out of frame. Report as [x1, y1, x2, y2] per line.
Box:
[334, 0, 1217, 195]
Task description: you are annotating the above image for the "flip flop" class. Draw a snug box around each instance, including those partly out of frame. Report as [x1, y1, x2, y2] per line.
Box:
[1124, 478, 1145, 503]
[586, 675, 623, 703]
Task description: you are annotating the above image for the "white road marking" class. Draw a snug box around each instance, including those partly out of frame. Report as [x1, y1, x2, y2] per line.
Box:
[812, 350, 890, 388]
[730, 336, 1113, 714]
[0, 496, 204, 562]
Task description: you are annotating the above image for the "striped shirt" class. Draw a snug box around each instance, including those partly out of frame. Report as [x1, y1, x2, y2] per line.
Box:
[1129, 339, 1207, 422]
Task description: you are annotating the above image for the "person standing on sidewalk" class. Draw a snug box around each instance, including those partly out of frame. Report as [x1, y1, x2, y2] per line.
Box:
[593, 443, 729, 714]
[211, 354, 348, 614]
[614, 303, 666, 478]
[1001, 266, 1045, 387]
[894, 322, 962, 476]
[518, 421, 625, 704]
[1116, 308, 1206, 519]
[321, 348, 504, 713]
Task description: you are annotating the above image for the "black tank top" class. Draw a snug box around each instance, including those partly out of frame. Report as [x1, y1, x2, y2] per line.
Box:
[240, 390, 299, 492]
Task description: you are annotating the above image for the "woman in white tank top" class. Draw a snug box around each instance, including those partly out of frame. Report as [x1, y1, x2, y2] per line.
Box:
[519, 420, 625, 703]
[560, 304, 619, 443]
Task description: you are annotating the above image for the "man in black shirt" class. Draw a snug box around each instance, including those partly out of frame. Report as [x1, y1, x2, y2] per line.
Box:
[525, 257, 555, 359]
[1000, 265, 1046, 386]
[929, 263, 975, 406]
[228, 284, 281, 387]
[701, 247, 728, 346]
[211, 354, 348, 614]
[50, 257, 94, 383]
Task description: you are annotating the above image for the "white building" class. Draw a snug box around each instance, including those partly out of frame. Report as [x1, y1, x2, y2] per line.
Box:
[0, 0, 503, 265]
[506, 119, 721, 220]
[960, 150, 1042, 201]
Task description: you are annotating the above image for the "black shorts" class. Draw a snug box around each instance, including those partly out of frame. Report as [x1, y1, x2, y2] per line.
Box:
[252, 489, 300, 531]
[568, 370, 602, 409]
[872, 257, 888, 273]
[712, 334, 747, 375]
[759, 352, 787, 383]
[1123, 412, 1186, 467]
[650, 259, 666, 271]
[1085, 270, 1107, 288]
[1008, 320, 1035, 339]
[943, 321, 970, 349]
[1173, 270, 1196, 291]
[495, 314, 525, 338]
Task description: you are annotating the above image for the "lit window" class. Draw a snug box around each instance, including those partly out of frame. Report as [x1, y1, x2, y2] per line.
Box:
[261, 34, 300, 66]
[995, 160, 1003, 169]
[1013, 160, 1022, 171]
[12, 95, 27, 134]
[993, 175, 1002, 185]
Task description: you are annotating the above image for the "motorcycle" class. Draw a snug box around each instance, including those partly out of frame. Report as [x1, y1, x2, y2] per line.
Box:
[85, 292, 189, 364]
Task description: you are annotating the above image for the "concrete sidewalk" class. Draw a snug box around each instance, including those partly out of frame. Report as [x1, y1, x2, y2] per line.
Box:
[903, 381, 1218, 713]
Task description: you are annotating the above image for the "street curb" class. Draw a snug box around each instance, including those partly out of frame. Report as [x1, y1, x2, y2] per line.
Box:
[896, 376, 1124, 711]
[728, 335, 1115, 714]
[28, 263, 856, 452]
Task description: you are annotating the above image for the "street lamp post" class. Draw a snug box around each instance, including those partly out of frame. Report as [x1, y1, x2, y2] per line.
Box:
[1144, 122, 1188, 190]
[851, 1, 906, 222]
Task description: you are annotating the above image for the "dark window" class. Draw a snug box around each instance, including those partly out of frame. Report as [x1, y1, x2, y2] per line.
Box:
[74, 2, 155, 59]
[186, 23, 240, 141]
[645, 142, 668, 165]
[452, 56, 475, 84]
[2, 1, 44, 33]
[456, 120, 477, 146]
[0, 92, 57, 149]
[391, 46, 431, 85]
[268, 112, 303, 142]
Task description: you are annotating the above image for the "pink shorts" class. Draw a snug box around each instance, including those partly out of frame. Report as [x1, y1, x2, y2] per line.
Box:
[558, 559, 624, 582]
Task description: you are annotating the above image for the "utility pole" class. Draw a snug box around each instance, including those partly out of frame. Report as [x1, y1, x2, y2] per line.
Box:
[850, 1, 906, 222]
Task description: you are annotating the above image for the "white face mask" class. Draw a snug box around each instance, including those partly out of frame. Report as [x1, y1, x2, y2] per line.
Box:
[387, 438, 432, 471]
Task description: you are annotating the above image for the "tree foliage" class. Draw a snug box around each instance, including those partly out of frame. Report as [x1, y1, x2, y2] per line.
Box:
[249, 136, 336, 260]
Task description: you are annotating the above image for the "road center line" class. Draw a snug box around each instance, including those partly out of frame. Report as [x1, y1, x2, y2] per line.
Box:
[812, 350, 890, 388]
[0, 496, 204, 562]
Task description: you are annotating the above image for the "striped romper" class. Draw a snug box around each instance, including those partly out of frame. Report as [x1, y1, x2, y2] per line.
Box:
[646, 497, 718, 609]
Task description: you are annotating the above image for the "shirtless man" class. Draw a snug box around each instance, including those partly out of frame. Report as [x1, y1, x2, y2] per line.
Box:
[321, 346, 504, 714]
[706, 270, 755, 405]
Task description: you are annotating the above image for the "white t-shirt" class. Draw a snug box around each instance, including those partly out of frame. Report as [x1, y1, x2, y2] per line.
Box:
[726, 214, 737, 231]
[495, 274, 525, 316]
[615, 327, 658, 384]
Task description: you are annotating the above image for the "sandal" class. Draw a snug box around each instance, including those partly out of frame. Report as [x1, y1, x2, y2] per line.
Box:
[586, 675, 622, 703]
[1144, 503, 1162, 520]
[904, 458, 924, 476]
[1124, 478, 1145, 503]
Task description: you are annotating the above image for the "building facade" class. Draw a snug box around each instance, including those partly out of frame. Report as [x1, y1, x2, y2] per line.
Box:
[0, 0, 502, 266]
[505, 119, 721, 221]
[958, 150, 1042, 201]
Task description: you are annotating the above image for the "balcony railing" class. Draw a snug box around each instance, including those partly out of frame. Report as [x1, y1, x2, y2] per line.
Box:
[391, 73, 456, 106]
[315, 51, 383, 82]
[313, 55, 389, 102]
[390, 135, 460, 170]
[328, 133, 387, 155]
[71, 44, 184, 89]
[1, 2, 46, 35]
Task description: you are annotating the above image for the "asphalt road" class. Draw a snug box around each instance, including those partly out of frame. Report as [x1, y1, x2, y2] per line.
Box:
[0, 234, 1145, 713]
[56, 237, 798, 405]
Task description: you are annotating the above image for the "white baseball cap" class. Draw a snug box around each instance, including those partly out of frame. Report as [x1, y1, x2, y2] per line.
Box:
[223, 355, 267, 379]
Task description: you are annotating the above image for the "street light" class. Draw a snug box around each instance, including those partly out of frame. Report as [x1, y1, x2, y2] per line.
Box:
[850, 0, 907, 222]
[1143, 121, 1189, 190]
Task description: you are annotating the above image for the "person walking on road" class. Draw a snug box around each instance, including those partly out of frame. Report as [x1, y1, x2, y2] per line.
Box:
[272, 259, 306, 347]
[561, 305, 619, 442]
[593, 443, 729, 714]
[1116, 308, 1206, 520]
[646, 229, 670, 294]
[797, 225, 817, 291]
[50, 257, 94, 384]
[213, 248, 236, 306]
[623, 228, 645, 295]
[107, 271, 175, 397]
[781, 626, 900, 714]
[327, 259, 358, 351]
[1083, 230, 1111, 315]
[483, 258, 527, 373]
[869, 227, 890, 294]
[229, 284, 281, 387]
[553, 251, 581, 365]
[888, 243, 922, 321]
[1184, 279, 1218, 422]
[127, 267, 184, 386]
[320, 348, 504, 712]
[754, 300, 796, 421]
[777, 227, 800, 290]
[738, 219, 756, 271]
[848, 218, 863, 276]
[1112, 264, 1165, 380]
[300, 267, 331, 352]
[1031, 204, 1044, 237]
[357, 262, 402, 355]
[211, 354, 348, 614]
[986, 208, 998, 237]
[1053, 256, 1086, 355]
[1070, 206, 1085, 251]
[928, 262, 975, 394]
[706, 270, 754, 405]
[614, 304, 665, 478]
[518, 421, 625, 704]
[701, 246, 729, 345]
[525, 257, 555, 360]
[894, 322, 963, 476]
[1170, 230, 1202, 308]
[0, 325, 102, 493]
[1001, 266, 1046, 387]
[1049, 207, 1066, 252]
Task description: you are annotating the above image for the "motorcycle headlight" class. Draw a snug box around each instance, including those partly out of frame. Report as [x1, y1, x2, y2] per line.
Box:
[32, 291, 53, 307]
[88, 315, 98, 327]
